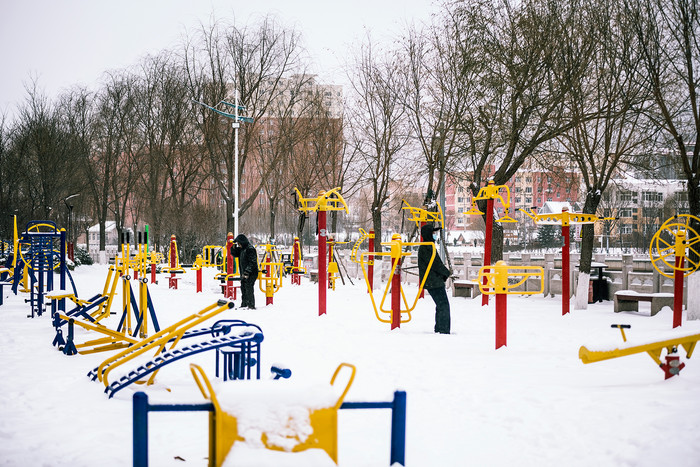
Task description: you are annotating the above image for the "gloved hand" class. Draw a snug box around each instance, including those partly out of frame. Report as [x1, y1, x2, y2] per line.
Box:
[242, 274, 249, 280]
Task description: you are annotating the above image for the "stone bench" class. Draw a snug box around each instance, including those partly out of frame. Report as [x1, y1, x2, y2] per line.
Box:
[614, 292, 674, 316]
[452, 279, 481, 299]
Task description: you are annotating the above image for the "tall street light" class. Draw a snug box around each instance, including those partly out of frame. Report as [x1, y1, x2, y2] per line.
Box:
[64, 193, 80, 260]
[193, 91, 253, 237]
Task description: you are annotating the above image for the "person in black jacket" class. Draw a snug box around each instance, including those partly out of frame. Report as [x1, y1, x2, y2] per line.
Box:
[233, 233, 259, 309]
[418, 223, 452, 334]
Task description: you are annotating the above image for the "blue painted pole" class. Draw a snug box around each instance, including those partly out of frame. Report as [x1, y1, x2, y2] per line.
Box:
[390, 391, 407, 466]
[133, 392, 149, 467]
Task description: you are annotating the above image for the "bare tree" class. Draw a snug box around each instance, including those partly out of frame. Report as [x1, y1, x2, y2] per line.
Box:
[184, 15, 309, 234]
[447, 0, 581, 261]
[348, 37, 411, 249]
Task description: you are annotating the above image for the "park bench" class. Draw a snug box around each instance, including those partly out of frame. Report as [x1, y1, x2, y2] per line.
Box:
[614, 291, 674, 316]
[452, 279, 481, 299]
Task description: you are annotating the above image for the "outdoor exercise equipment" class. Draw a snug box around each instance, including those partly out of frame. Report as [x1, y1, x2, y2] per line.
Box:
[258, 240, 283, 305]
[326, 237, 349, 290]
[520, 206, 614, 315]
[191, 254, 204, 293]
[649, 214, 700, 328]
[401, 199, 445, 229]
[294, 187, 349, 316]
[219, 233, 240, 299]
[285, 236, 306, 285]
[53, 275, 160, 354]
[132, 371, 406, 467]
[359, 234, 437, 329]
[88, 299, 243, 397]
[162, 234, 186, 289]
[464, 180, 516, 306]
[478, 260, 544, 349]
[350, 228, 375, 293]
[579, 325, 700, 379]
[16, 220, 69, 318]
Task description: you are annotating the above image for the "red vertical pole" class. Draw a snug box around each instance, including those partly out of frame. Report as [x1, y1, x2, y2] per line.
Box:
[169, 235, 177, 289]
[196, 268, 202, 293]
[292, 237, 301, 285]
[391, 256, 402, 329]
[673, 255, 684, 328]
[482, 199, 494, 306]
[495, 292, 507, 349]
[225, 232, 234, 299]
[562, 224, 570, 316]
[368, 229, 375, 293]
[318, 210, 327, 316]
[150, 258, 156, 284]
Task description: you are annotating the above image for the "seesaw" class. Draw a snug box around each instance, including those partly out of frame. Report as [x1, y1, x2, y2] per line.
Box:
[579, 325, 700, 379]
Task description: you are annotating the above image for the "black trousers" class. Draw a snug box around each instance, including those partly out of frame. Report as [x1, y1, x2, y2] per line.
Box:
[427, 287, 451, 334]
[241, 278, 256, 308]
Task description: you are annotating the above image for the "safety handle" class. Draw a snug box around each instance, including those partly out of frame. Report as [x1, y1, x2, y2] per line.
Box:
[330, 363, 356, 410]
[189, 363, 218, 408]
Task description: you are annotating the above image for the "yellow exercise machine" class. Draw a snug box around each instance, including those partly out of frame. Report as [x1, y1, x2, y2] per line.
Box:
[401, 199, 445, 229]
[579, 325, 700, 379]
[90, 299, 236, 392]
[649, 214, 700, 328]
[190, 362, 356, 466]
[258, 241, 284, 305]
[478, 260, 544, 349]
[359, 234, 437, 329]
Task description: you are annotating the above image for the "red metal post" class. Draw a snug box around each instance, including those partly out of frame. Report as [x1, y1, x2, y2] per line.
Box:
[168, 235, 177, 289]
[318, 210, 327, 316]
[495, 292, 507, 349]
[562, 223, 570, 316]
[196, 268, 202, 293]
[673, 255, 684, 328]
[391, 255, 402, 330]
[292, 237, 301, 285]
[482, 199, 494, 306]
[368, 230, 375, 293]
[225, 232, 234, 299]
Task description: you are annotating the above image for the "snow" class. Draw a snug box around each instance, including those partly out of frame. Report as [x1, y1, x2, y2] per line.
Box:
[2, 264, 700, 467]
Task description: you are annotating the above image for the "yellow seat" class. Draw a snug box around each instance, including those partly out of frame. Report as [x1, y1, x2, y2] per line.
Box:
[190, 362, 355, 466]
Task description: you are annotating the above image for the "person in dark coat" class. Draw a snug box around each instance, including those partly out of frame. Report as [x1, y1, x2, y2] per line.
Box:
[233, 233, 259, 309]
[418, 223, 452, 334]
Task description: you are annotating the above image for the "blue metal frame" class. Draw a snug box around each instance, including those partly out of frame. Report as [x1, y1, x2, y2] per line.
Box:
[132, 390, 407, 466]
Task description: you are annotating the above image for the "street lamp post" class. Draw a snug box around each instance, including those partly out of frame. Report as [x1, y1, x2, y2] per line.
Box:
[193, 91, 253, 238]
[64, 193, 80, 261]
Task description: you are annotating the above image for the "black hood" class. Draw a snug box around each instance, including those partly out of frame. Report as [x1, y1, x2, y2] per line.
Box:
[421, 224, 440, 242]
[233, 234, 250, 247]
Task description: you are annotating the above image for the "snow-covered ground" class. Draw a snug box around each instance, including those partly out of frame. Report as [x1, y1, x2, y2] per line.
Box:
[1, 264, 699, 467]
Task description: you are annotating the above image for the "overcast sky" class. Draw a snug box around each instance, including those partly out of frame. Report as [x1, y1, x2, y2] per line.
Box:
[0, 0, 439, 118]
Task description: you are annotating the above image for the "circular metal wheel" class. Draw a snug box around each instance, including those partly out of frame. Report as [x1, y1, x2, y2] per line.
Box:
[18, 223, 62, 271]
[649, 214, 700, 278]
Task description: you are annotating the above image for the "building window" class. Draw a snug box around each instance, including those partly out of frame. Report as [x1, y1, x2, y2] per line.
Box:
[525, 187, 532, 193]
[525, 197, 532, 204]
[619, 208, 634, 218]
[621, 224, 634, 234]
[643, 192, 662, 202]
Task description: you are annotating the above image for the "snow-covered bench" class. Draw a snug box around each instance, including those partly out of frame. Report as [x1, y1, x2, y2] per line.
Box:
[613, 291, 673, 316]
[452, 279, 481, 299]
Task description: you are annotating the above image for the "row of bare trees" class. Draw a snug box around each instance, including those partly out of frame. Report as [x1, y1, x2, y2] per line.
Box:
[1, 0, 698, 278]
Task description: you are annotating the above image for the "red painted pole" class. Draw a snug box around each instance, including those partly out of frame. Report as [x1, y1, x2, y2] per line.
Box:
[673, 255, 684, 328]
[292, 237, 301, 285]
[318, 210, 327, 316]
[368, 229, 375, 294]
[150, 257, 156, 284]
[391, 256, 402, 330]
[169, 235, 177, 289]
[562, 224, 570, 316]
[196, 268, 202, 293]
[495, 292, 507, 349]
[482, 199, 494, 306]
[225, 232, 234, 299]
